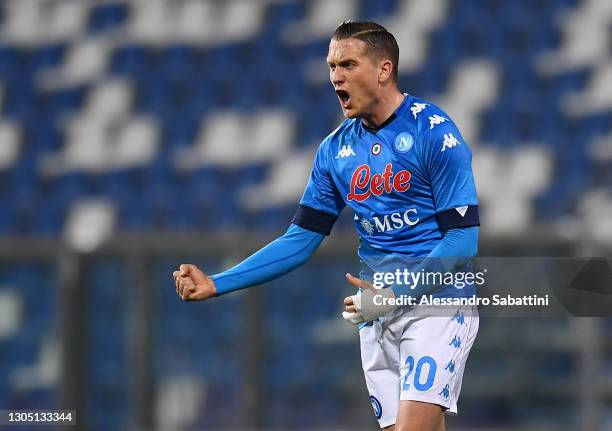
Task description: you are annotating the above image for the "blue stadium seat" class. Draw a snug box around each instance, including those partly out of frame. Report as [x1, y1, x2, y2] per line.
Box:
[0, 46, 23, 80]
[89, 3, 128, 33]
[111, 44, 151, 77]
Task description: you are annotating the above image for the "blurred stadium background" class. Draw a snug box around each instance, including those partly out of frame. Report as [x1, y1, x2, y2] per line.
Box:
[0, 0, 610, 430]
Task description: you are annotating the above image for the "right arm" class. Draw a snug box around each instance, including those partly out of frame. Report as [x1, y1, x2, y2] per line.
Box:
[173, 223, 326, 301]
[174, 135, 346, 301]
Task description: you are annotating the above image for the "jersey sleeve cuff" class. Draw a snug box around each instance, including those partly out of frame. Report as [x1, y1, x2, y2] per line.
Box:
[434, 205, 480, 231]
[291, 204, 338, 236]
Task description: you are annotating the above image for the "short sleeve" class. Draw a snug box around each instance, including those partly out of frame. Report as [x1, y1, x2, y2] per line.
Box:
[422, 117, 479, 213]
[299, 141, 346, 216]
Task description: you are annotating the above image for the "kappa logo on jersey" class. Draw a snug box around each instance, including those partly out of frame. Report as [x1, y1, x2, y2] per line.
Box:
[370, 208, 420, 233]
[335, 144, 356, 158]
[429, 114, 448, 129]
[410, 102, 429, 119]
[393, 133, 414, 153]
[347, 164, 411, 202]
[441, 133, 460, 152]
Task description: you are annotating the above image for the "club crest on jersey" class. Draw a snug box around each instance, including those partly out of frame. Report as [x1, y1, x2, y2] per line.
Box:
[393, 133, 414, 153]
[371, 143, 382, 155]
[347, 163, 411, 202]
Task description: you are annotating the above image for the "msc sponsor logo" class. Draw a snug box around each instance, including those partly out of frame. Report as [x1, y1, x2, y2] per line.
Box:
[372, 209, 420, 233]
[347, 163, 411, 202]
[359, 209, 420, 234]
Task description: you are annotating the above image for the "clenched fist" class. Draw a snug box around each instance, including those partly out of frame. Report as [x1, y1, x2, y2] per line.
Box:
[172, 264, 217, 301]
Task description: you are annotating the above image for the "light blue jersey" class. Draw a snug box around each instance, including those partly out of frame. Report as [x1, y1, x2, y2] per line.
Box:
[299, 94, 479, 269]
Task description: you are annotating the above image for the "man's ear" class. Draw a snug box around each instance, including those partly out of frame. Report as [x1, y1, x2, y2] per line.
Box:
[378, 58, 394, 84]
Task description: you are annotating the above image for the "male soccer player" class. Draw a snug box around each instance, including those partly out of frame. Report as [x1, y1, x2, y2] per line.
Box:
[173, 21, 480, 431]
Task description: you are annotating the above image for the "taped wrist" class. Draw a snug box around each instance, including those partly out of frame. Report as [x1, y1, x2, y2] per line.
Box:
[358, 288, 398, 322]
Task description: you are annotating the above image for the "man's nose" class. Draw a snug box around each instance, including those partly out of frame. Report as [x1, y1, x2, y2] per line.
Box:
[331, 68, 344, 85]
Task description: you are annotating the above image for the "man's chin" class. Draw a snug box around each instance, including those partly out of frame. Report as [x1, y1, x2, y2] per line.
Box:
[341, 107, 359, 119]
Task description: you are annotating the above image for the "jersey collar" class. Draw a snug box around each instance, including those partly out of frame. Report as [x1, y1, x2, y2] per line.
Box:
[359, 93, 410, 134]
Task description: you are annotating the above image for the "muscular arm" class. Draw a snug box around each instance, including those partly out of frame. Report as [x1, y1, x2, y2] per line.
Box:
[389, 225, 479, 298]
[211, 224, 325, 295]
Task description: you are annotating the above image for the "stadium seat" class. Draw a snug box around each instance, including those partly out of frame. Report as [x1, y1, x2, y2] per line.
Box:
[0, 0, 611, 426]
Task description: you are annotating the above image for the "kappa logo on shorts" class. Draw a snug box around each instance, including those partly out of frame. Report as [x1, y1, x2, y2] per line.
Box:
[445, 360, 456, 373]
[369, 395, 383, 420]
[439, 384, 450, 399]
[449, 336, 462, 349]
[451, 310, 465, 325]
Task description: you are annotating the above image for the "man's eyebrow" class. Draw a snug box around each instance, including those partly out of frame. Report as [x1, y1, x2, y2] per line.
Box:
[328, 57, 356, 65]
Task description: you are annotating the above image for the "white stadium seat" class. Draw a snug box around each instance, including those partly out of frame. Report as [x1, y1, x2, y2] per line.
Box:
[563, 61, 612, 117]
[240, 149, 314, 209]
[307, 0, 358, 38]
[128, 0, 171, 44]
[219, 0, 265, 43]
[538, 0, 612, 73]
[0, 291, 22, 340]
[386, 0, 450, 73]
[112, 116, 160, 169]
[44, 0, 90, 42]
[0, 121, 22, 171]
[433, 60, 500, 144]
[0, 0, 42, 45]
[64, 199, 117, 252]
[173, 0, 217, 44]
[177, 110, 294, 169]
[249, 110, 295, 163]
[39, 37, 114, 88]
[85, 79, 134, 126]
[474, 147, 552, 234]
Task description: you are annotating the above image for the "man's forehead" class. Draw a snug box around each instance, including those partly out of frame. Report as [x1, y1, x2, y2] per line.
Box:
[327, 38, 369, 61]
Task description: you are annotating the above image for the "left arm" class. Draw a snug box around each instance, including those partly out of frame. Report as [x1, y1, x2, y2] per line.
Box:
[342, 226, 479, 323]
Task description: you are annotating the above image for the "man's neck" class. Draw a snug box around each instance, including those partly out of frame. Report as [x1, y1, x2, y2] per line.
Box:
[360, 89, 405, 130]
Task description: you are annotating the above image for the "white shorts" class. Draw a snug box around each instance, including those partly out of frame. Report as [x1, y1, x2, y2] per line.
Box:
[359, 304, 479, 428]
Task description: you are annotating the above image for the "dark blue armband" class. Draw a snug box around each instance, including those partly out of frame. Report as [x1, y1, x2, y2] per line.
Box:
[435, 205, 480, 231]
[291, 204, 338, 236]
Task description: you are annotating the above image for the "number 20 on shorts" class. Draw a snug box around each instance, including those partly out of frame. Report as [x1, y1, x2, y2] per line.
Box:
[402, 356, 437, 391]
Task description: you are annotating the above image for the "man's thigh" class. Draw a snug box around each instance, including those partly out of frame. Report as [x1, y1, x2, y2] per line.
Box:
[382, 401, 445, 431]
[398, 304, 479, 415]
[359, 316, 402, 429]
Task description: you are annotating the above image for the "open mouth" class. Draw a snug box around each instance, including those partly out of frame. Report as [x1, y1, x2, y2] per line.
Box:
[335, 89, 350, 107]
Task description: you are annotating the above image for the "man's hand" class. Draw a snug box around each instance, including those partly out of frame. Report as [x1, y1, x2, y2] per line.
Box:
[342, 272, 397, 325]
[342, 273, 373, 324]
[172, 264, 217, 301]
